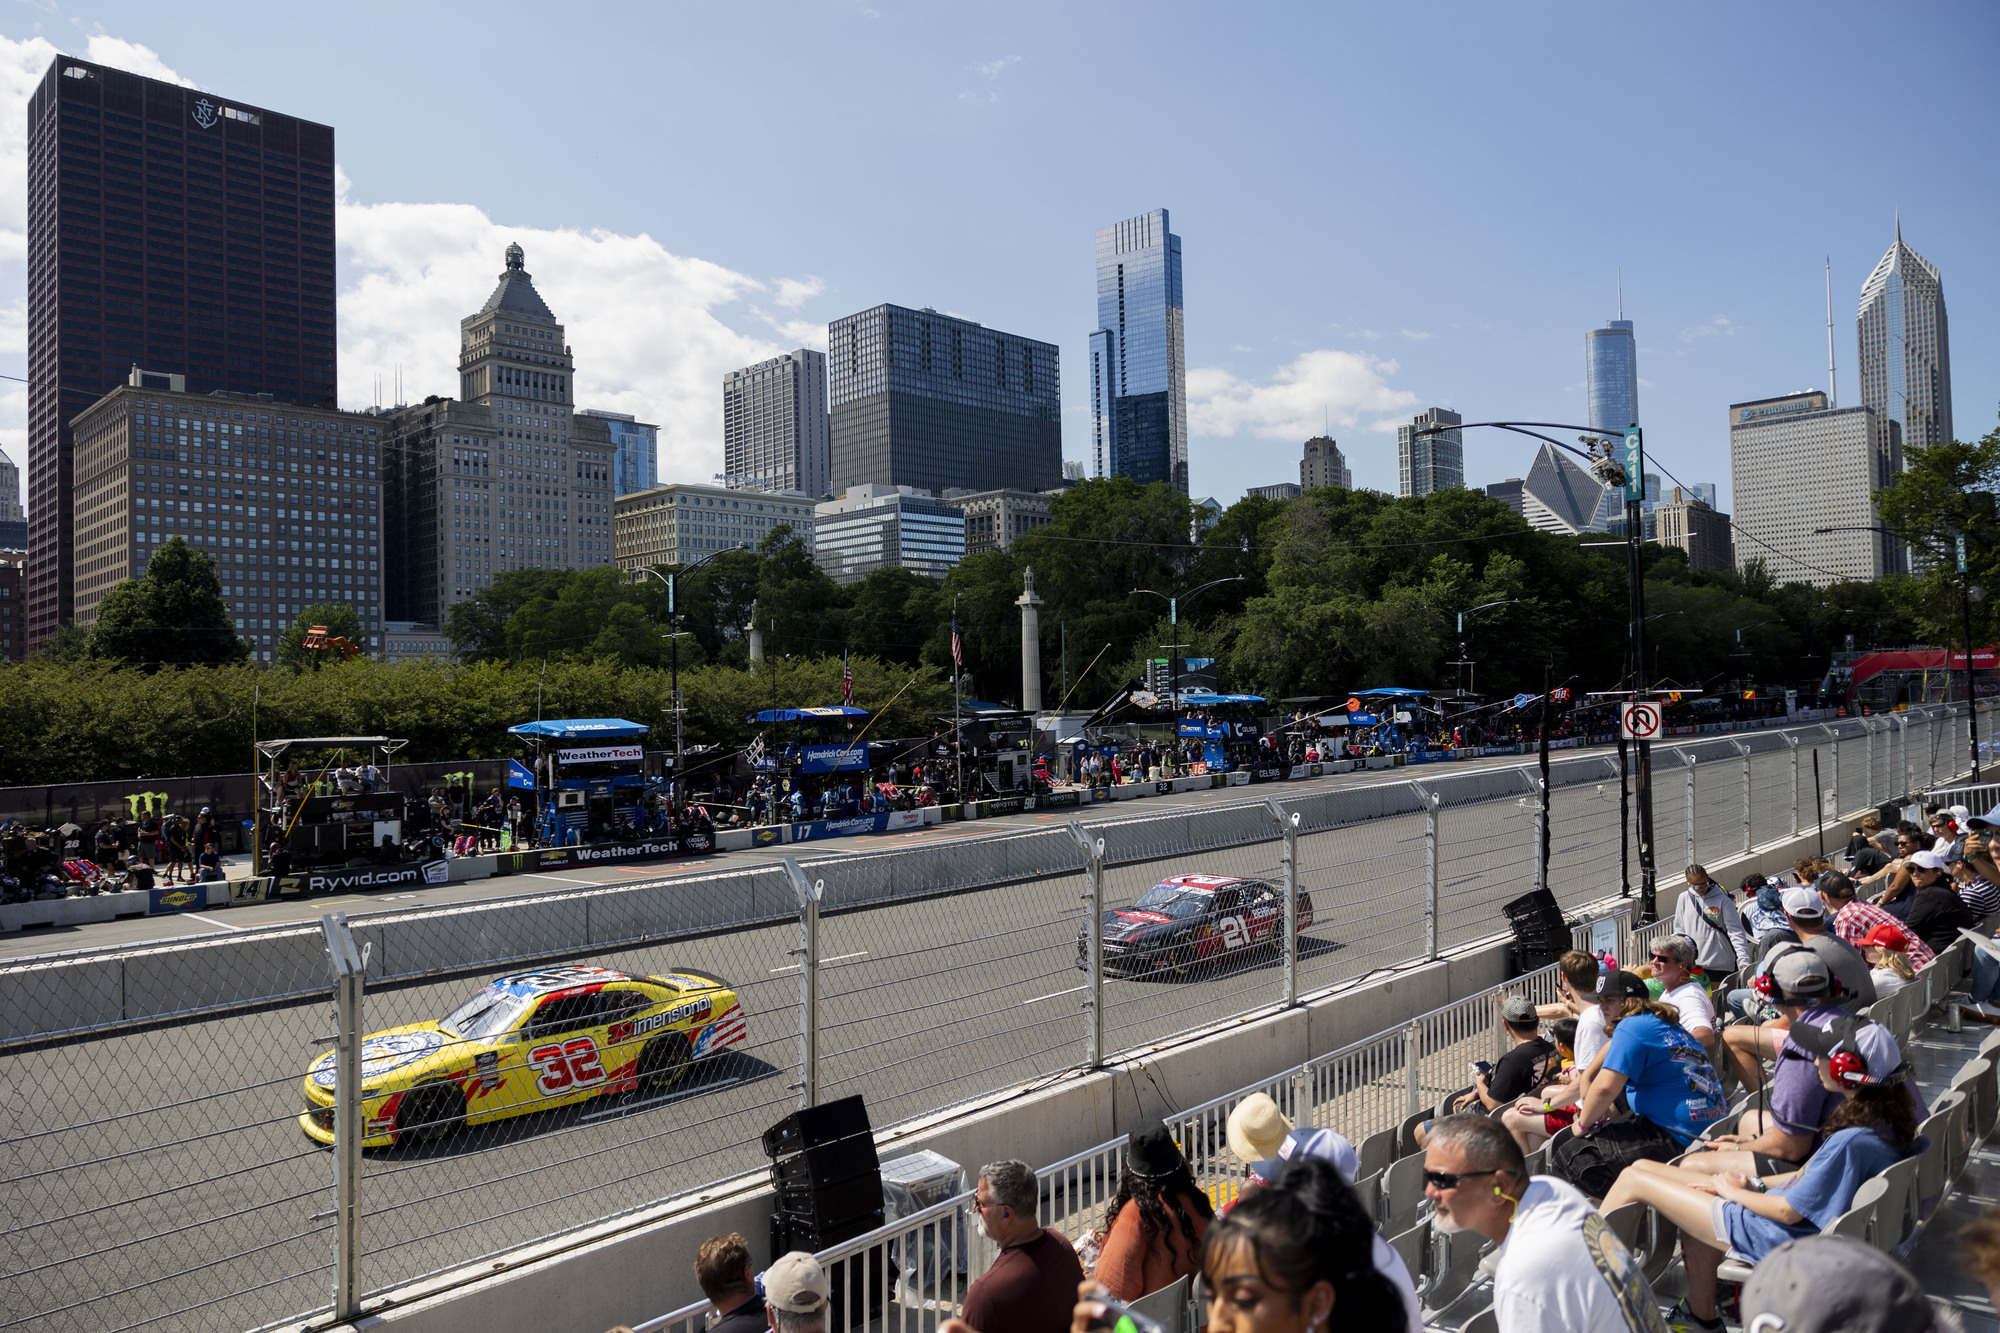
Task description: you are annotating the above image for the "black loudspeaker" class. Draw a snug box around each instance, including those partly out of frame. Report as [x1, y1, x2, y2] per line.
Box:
[764, 1096, 885, 1330]
[762, 1094, 884, 1247]
[1502, 888, 1571, 976]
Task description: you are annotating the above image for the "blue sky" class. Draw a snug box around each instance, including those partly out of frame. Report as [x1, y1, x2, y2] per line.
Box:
[1, 2, 1995, 513]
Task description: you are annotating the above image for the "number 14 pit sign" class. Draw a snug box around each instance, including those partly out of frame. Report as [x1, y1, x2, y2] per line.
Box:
[1620, 701, 1663, 740]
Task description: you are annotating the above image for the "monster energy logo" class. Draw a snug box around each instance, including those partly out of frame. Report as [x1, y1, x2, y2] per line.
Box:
[124, 791, 170, 818]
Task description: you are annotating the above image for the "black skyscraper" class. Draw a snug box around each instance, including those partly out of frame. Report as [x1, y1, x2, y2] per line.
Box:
[24, 57, 334, 648]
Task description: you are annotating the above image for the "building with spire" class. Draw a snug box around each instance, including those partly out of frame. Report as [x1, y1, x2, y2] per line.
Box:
[1586, 278, 1639, 435]
[1859, 217, 1952, 455]
[1300, 435, 1351, 491]
[1090, 209, 1188, 494]
[380, 243, 618, 628]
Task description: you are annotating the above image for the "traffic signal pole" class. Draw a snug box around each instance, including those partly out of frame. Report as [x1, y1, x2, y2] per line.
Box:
[1623, 427, 1659, 923]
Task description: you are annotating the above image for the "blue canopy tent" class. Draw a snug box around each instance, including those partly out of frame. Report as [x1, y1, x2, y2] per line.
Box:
[743, 706, 869, 723]
[508, 717, 652, 740]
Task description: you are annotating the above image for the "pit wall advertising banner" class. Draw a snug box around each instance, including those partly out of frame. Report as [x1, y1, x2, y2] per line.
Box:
[499, 835, 715, 873]
[790, 809, 926, 842]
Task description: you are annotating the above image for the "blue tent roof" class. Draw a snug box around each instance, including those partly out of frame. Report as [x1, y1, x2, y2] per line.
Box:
[508, 717, 652, 740]
[1352, 687, 1431, 698]
[745, 706, 870, 723]
[1181, 691, 1266, 704]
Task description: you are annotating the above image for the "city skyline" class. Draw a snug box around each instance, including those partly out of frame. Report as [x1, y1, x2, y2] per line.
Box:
[0, 9, 1991, 535]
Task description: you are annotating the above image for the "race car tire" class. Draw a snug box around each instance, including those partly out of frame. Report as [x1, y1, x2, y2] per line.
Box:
[396, 1081, 464, 1145]
[637, 1032, 694, 1090]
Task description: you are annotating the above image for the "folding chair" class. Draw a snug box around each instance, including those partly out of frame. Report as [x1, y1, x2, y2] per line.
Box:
[1357, 1126, 1397, 1180]
[1128, 1275, 1189, 1333]
[1381, 1151, 1430, 1235]
[1824, 1175, 1888, 1244]
[1873, 1156, 1920, 1253]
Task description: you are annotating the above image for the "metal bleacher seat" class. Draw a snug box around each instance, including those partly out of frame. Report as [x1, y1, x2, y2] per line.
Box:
[1917, 1102, 1964, 1214]
[1381, 1151, 1431, 1234]
[1873, 1155, 1921, 1253]
[1399, 1107, 1435, 1157]
[1891, 984, 1916, 1040]
[1867, 995, 1895, 1031]
[1388, 1219, 1430, 1304]
[1436, 1084, 1475, 1121]
[1357, 1126, 1397, 1180]
[1717, 1175, 1891, 1286]
[1977, 1026, 2000, 1063]
[1951, 1058, 1997, 1141]
[1930, 1089, 1972, 1175]
[1128, 1274, 1189, 1333]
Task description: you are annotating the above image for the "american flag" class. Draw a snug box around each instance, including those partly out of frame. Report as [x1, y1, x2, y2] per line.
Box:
[951, 613, 962, 669]
[841, 650, 854, 706]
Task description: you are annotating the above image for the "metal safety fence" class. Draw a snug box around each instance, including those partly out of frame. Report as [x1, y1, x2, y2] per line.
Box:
[0, 704, 1987, 1333]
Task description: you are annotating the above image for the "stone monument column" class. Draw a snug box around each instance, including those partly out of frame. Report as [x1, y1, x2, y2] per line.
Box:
[1017, 568, 1044, 713]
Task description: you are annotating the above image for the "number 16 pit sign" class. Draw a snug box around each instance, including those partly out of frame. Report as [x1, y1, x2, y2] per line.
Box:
[1620, 701, 1663, 740]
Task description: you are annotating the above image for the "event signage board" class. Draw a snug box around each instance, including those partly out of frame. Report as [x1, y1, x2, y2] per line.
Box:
[790, 809, 925, 842]
[556, 745, 644, 765]
[800, 743, 871, 775]
[301, 860, 451, 894]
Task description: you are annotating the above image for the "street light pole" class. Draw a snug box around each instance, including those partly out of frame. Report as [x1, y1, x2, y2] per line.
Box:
[633, 543, 745, 799]
[1134, 577, 1244, 772]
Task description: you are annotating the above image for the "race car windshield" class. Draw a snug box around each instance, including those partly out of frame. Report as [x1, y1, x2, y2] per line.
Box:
[439, 987, 532, 1041]
[1131, 885, 1208, 920]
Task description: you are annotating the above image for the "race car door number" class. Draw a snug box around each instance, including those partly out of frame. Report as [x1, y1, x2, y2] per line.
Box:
[530, 1036, 606, 1094]
[1218, 916, 1251, 951]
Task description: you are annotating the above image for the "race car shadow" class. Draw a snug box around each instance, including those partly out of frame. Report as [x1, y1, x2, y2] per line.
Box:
[364, 1052, 785, 1160]
[1124, 933, 1344, 983]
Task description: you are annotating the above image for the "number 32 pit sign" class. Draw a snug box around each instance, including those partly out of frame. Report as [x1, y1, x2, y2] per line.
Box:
[1619, 701, 1663, 740]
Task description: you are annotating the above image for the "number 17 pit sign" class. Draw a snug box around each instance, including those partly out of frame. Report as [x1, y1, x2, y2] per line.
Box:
[1619, 701, 1663, 740]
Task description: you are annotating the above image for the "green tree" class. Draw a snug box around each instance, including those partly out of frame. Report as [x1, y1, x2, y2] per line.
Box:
[277, 601, 364, 670]
[1874, 423, 2000, 649]
[445, 568, 577, 662]
[841, 566, 943, 667]
[90, 539, 249, 668]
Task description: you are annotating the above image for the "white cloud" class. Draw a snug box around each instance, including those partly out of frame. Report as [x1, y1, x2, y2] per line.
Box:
[78, 33, 196, 87]
[1187, 348, 1420, 440]
[335, 176, 799, 485]
[771, 276, 825, 309]
[975, 56, 1020, 78]
[962, 54, 1020, 103]
[1678, 315, 1738, 352]
[1396, 328, 1435, 341]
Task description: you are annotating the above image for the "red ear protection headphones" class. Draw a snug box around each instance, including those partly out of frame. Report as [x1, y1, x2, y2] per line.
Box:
[1819, 1017, 1910, 1090]
[1751, 944, 1846, 1005]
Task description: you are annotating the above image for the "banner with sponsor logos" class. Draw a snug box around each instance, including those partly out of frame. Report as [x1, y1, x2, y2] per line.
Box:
[148, 884, 208, 914]
[799, 743, 871, 774]
[556, 745, 645, 765]
[299, 860, 451, 894]
[790, 809, 926, 842]
[501, 835, 716, 873]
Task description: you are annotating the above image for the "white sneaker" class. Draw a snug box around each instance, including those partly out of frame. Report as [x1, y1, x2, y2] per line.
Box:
[1958, 1001, 2000, 1024]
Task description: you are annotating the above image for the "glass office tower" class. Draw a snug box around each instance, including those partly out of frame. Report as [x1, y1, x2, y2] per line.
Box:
[1089, 209, 1187, 494]
[1585, 318, 1638, 434]
[24, 57, 334, 648]
[1859, 218, 1951, 453]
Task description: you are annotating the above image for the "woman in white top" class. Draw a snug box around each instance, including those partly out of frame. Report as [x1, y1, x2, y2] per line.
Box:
[1858, 921, 1915, 998]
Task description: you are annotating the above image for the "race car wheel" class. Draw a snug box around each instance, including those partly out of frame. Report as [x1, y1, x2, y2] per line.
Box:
[637, 1032, 694, 1091]
[396, 1082, 464, 1145]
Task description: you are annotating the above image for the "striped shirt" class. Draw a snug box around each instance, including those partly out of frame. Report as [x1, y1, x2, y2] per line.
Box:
[1960, 876, 2000, 917]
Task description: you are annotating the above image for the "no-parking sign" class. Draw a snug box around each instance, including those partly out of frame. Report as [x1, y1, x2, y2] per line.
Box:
[1619, 701, 1663, 740]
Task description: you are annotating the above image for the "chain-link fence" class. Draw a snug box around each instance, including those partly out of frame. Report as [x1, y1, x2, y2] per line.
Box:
[1, 704, 1987, 1333]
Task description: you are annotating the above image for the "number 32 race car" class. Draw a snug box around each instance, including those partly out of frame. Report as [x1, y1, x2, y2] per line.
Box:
[1078, 873, 1317, 977]
[300, 965, 746, 1147]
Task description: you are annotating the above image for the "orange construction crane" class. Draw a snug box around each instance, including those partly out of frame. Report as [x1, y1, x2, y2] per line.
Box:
[301, 624, 362, 661]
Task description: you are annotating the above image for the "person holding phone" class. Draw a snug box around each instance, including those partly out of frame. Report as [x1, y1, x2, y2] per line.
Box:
[1416, 996, 1552, 1148]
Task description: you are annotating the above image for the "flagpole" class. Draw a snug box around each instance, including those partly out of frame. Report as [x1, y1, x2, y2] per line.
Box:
[953, 595, 962, 803]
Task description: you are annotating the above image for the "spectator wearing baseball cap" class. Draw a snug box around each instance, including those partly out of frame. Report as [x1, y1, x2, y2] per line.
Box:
[1415, 996, 1554, 1150]
[1904, 848, 1980, 955]
[1550, 970, 1727, 1200]
[1857, 922, 1917, 1001]
[1600, 1017, 1922, 1333]
[1740, 1235, 1936, 1332]
[1673, 864, 1753, 978]
[1091, 1119, 1212, 1303]
[1722, 890, 1875, 1093]
[1680, 950, 1851, 1186]
[763, 1250, 829, 1333]
[1824, 868, 1937, 969]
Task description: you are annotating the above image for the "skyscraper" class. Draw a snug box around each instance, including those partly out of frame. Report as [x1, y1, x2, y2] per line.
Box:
[1585, 316, 1639, 433]
[1300, 436, 1351, 491]
[1859, 218, 1952, 453]
[722, 349, 829, 497]
[1089, 209, 1187, 493]
[827, 304, 1060, 497]
[1518, 443, 1611, 535]
[25, 57, 336, 649]
[1396, 408, 1464, 497]
[1729, 390, 1900, 586]
[0, 446, 23, 550]
[379, 244, 616, 627]
[576, 409, 658, 497]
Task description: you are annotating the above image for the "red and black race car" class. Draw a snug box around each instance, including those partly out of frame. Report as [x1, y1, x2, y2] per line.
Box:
[1077, 873, 1316, 977]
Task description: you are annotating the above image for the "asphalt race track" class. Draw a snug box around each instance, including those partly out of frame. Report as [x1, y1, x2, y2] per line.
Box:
[0, 717, 1925, 1332]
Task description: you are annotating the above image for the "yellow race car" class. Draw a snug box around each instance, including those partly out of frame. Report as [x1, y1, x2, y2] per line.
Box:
[300, 964, 746, 1147]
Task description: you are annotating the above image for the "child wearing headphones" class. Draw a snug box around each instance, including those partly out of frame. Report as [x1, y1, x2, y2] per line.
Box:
[1596, 1017, 1922, 1333]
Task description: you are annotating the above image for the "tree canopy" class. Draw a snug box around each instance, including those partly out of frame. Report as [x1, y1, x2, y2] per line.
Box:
[88, 539, 249, 669]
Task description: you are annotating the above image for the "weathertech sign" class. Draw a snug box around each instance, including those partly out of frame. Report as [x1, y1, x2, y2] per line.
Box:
[558, 745, 644, 764]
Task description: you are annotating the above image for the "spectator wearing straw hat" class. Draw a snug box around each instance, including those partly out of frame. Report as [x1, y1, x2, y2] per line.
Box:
[1091, 1119, 1213, 1302]
[1225, 1092, 1292, 1170]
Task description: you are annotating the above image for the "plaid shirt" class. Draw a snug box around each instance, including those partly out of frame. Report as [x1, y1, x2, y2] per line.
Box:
[1834, 899, 1937, 967]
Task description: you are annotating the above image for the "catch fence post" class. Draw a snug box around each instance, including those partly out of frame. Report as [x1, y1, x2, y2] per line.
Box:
[1069, 820, 1106, 1067]
[782, 857, 822, 1108]
[1680, 751, 1698, 867]
[1265, 798, 1301, 1009]
[1731, 739, 1752, 854]
[1866, 719, 1876, 809]
[321, 912, 367, 1324]
[1405, 1019, 1424, 1118]
[1533, 776, 1549, 898]
[1414, 784, 1441, 961]
[1787, 734, 1801, 837]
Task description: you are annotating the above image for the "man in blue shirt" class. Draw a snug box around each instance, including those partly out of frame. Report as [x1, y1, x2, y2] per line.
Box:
[1551, 971, 1726, 1200]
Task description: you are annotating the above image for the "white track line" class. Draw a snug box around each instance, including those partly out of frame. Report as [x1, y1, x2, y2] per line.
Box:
[1022, 984, 1088, 1005]
[181, 912, 243, 931]
[769, 950, 870, 975]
